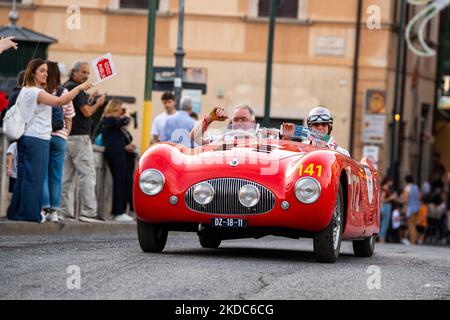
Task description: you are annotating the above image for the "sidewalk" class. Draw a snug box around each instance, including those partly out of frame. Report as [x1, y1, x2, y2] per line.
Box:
[0, 217, 136, 236]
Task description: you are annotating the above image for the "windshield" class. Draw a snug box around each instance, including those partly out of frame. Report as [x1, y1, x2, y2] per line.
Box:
[208, 125, 281, 147]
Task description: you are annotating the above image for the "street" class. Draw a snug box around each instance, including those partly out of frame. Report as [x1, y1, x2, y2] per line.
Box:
[1, 231, 450, 300]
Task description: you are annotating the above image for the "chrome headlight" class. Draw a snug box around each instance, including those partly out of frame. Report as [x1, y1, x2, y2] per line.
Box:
[239, 184, 261, 208]
[295, 178, 321, 204]
[193, 183, 215, 205]
[139, 169, 165, 196]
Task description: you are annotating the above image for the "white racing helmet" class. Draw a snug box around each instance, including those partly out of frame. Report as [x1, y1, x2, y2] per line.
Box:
[307, 106, 333, 134]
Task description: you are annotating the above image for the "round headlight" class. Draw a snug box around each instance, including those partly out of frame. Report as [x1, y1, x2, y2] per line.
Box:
[193, 183, 215, 205]
[139, 169, 165, 196]
[239, 184, 261, 208]
[295, 178, 321, 204]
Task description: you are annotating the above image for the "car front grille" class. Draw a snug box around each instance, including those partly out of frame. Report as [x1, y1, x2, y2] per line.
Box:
[185, 178, 276, 215]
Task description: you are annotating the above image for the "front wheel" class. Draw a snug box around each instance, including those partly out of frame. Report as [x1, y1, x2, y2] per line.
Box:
[353, 235, 376, 257]
[137, 219, 168, 253]
[313, 183, 344, 263]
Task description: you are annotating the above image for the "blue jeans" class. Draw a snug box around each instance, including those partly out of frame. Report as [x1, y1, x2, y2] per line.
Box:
[379, 202, 392, 239]
[42, 136, 67, 210]
[7, 136, 50, 223]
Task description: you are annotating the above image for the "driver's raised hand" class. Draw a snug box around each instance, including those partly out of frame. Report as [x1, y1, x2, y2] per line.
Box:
[207, 107, 228, 123]
[281, 122, 295, 139]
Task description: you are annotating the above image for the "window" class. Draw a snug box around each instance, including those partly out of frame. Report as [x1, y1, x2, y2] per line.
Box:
[119, 0, 159, 10]
[258, 0, 298, 19]
[0, 0, 22, 3]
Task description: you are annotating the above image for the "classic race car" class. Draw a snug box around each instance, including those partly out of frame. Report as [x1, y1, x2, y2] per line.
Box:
[134, 128, 380, 263]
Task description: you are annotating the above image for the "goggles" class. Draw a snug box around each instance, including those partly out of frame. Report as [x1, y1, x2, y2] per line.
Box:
[308, 114, 333, 123]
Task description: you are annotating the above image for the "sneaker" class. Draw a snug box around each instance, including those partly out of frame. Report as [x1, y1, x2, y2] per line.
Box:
[40, 210, 47, 224]
[48, 211, 59, 223]
[113, 214, 134, 223]
[79, 216, 104, 223]
[401, 238, 411, 245]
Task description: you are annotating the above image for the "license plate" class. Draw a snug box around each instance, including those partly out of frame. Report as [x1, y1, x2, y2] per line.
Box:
[211, 218, 247, 228]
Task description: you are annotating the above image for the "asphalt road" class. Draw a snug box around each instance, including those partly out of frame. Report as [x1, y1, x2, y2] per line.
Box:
[1, 232, 450, 300]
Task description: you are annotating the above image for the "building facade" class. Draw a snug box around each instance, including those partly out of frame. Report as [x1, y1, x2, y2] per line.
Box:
[0, 0, 442, 181]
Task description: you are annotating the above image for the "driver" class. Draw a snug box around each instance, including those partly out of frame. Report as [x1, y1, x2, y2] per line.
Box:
[282, 106, 350, 156]
[190, 105, 256, 145]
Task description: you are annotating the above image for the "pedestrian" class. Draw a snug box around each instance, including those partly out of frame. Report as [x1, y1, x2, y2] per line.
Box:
[41, 61, 76, 223]
[60, 61, 105, 222]
[150, 92, 177, 145]
[164, 96, 196, 148]
[7, 58, 92, 223]
[120, 107, 138, 214]
[390, 202, 402, 243]
[401, 174, 422, 245]
[416, 197, 429, 245]
[379, 176, 397, 243]
[6, 141, 18, 194]
[100, 99, 134, 222]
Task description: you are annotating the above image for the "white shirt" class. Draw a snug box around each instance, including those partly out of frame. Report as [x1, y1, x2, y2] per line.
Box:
[150, 111, 178, 142]
[20, 87, 52, 141]
[6, 142, 18, 179]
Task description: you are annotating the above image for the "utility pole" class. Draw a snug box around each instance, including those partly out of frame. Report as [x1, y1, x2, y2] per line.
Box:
[263, 0, 276, 127]
[174, 0, 186, 110]
[389, 0, 408, 189]
[141, 0, 158, 151]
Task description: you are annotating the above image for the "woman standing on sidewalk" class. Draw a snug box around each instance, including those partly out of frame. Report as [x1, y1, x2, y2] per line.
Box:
[401, 174, 422, 245]
[379, 177, 397, 243]
[7, 59, 92, 223]
[101, 99, 134, 222]
[41, 61, 76, 222]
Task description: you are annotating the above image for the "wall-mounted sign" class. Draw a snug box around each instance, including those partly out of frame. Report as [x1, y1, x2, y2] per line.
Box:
[361, 114, 387, 144]
[365, 90, 386, 114]
[314, 36, 346, 57]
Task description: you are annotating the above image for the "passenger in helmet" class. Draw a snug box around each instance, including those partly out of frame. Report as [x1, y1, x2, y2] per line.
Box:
[282, 106, 350, 157]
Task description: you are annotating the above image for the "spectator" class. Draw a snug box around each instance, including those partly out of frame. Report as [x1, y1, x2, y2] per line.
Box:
[0, 71, 24, 122]
[416, 198, 429, 245]
[41, 61, 76, 223]
[150, 92, 177, 145]
[100, 99, 134, 222]
[0, 36, 18, 54]
[6, 142, 18, 195]
[7, 58, 92, 223]
[401, 174, 422, 245]
[60, 61, 105, 222]
[164, 96, 196, 148]
[120, 107, 138, 215]
[379, 176, 397, 243]
[426, 192, 445, 243]
[390, 201, 402, 243]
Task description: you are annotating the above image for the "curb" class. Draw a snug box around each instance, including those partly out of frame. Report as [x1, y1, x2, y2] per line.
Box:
[0, 220, 137, 236]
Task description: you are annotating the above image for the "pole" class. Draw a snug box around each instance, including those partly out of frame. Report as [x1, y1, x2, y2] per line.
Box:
[389, 0, 407, 190]
[263, 0, 276, 127]
[174, 0, 185, 110]
[141, 0, 158, 152]
[349, 0, 363, 155]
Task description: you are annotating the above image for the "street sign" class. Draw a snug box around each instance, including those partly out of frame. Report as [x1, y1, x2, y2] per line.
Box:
[153, 67, 207, 94]
[361, 114, 387, 144]
[91, 52, 117, 85]
[182, 89, 202, 114]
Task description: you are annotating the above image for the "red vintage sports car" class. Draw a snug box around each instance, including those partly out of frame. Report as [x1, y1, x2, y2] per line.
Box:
[134, 128, 380, 263]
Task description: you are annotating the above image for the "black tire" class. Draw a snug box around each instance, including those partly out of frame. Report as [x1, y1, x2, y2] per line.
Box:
[313, 183, 344, 263]
[198, 234, 221, 249]
[353, 235, 376, 257]
[137, 219, 168, 253]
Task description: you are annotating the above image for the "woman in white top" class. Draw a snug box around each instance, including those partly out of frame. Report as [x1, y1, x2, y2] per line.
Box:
[7, 58, 92, 223]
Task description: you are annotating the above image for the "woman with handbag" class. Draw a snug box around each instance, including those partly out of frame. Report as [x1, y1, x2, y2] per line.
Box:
[7, 59, 92, 223]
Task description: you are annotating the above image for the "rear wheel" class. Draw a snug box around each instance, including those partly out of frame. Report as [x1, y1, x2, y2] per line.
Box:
[137, 219, 168, 253]
[313, 183, 344, 263]
[198, 234, 221, 249]
[353, 235, 376, 257]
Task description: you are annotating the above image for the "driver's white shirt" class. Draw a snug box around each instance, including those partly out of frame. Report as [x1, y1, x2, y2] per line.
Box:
[302, 140, 350, 157]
